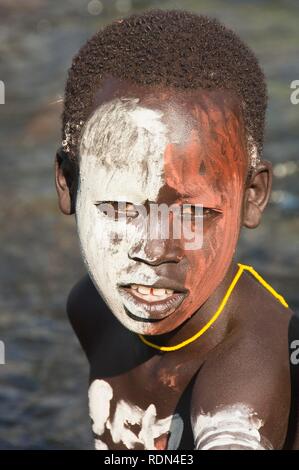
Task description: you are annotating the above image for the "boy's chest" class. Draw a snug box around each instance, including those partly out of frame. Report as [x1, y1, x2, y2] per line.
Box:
[88, 356, 199, 450]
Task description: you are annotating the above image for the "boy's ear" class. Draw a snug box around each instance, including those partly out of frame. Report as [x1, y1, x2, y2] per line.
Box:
[243, 161, 272, 229]
[55, 148, 77, 215]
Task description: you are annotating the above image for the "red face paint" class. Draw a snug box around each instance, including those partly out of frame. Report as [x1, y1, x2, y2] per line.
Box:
[141, 90, 248, 334]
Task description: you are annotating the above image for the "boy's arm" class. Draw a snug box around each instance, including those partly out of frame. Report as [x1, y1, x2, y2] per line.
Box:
[190, 331, 291, 450]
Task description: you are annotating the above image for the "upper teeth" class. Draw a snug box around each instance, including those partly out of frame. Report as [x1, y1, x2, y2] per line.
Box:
[131, 284, 174, 296]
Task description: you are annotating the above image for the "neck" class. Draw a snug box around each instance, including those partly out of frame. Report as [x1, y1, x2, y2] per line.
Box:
[141, 260, 240, 354]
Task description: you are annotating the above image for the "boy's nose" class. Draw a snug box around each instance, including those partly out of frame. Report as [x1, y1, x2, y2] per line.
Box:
[128, 239, 183, 266]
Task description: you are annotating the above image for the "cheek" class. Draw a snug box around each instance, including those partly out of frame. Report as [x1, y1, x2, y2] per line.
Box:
[77, 200, 124, 274]
[182, 200, 242, 312]
[77, 198, 150, 288]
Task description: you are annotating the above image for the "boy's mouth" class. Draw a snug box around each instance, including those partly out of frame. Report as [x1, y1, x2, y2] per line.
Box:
[118, 283, 188, 321]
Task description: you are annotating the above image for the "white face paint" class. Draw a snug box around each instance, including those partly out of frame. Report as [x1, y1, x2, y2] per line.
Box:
[89, 379, 184, 450]
[192, 404, 273, 450]
[76, 98, 168, 333]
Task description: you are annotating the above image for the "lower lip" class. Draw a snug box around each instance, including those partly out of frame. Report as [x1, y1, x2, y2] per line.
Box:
[118, 287, 187, 322]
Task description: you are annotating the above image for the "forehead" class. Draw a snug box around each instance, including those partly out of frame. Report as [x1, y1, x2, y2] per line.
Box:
[78, 83, 248, 203]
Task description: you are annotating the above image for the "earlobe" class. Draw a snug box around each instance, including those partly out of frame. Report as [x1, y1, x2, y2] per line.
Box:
[55, 148, 76, 215]
[243, 161, 272, 229]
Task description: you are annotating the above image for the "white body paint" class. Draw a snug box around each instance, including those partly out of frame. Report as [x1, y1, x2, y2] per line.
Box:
[192, 404, 272, 450]
[247, 134, 259, 169]
[76, 98, 169, 333]
[89, 379, 184, 450]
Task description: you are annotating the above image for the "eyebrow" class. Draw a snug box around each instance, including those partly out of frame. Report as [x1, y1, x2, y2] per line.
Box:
[179, 194, 224, 209]
[179, 192, 197, 198]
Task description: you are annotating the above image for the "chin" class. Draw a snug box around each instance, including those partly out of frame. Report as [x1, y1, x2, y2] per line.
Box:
[114, 307, 186, 336]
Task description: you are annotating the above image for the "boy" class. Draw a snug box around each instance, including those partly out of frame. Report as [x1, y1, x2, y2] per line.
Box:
[55, 10, 299, 450]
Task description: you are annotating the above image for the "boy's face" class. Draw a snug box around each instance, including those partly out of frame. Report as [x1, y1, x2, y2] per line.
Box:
[76, 79, 248, 335]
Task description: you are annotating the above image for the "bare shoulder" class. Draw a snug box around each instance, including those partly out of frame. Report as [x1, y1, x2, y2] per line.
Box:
[190, 271, 296, 449]
[191, 326, 290, 448]
[67, 274, 115, 361]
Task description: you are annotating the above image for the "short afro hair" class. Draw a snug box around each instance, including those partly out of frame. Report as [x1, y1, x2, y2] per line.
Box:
[62, 9, 267, 170]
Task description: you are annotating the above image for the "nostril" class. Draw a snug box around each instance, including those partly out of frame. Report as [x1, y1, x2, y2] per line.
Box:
[128, 248, 183, 266]
[128, 240, 184, 266]
[128, 241, 144, 261]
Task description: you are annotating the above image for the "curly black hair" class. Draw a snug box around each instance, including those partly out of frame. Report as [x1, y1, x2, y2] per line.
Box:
[62, 9, 267, 169]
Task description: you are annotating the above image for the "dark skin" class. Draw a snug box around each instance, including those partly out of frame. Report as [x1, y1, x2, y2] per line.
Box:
[56, 77, 298, 450]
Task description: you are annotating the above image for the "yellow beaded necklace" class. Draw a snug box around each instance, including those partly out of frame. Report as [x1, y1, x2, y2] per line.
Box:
[138, 263, 288, 352]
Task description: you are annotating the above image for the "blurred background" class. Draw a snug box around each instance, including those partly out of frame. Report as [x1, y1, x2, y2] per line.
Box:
[0, 0, 298, 449]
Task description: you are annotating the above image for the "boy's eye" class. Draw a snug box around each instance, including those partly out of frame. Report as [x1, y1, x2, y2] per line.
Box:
[95, 202, 222, 221]
[95, 201, 139, 220]
[122, 203, 139, 218]
[181, 205, 219, 218]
